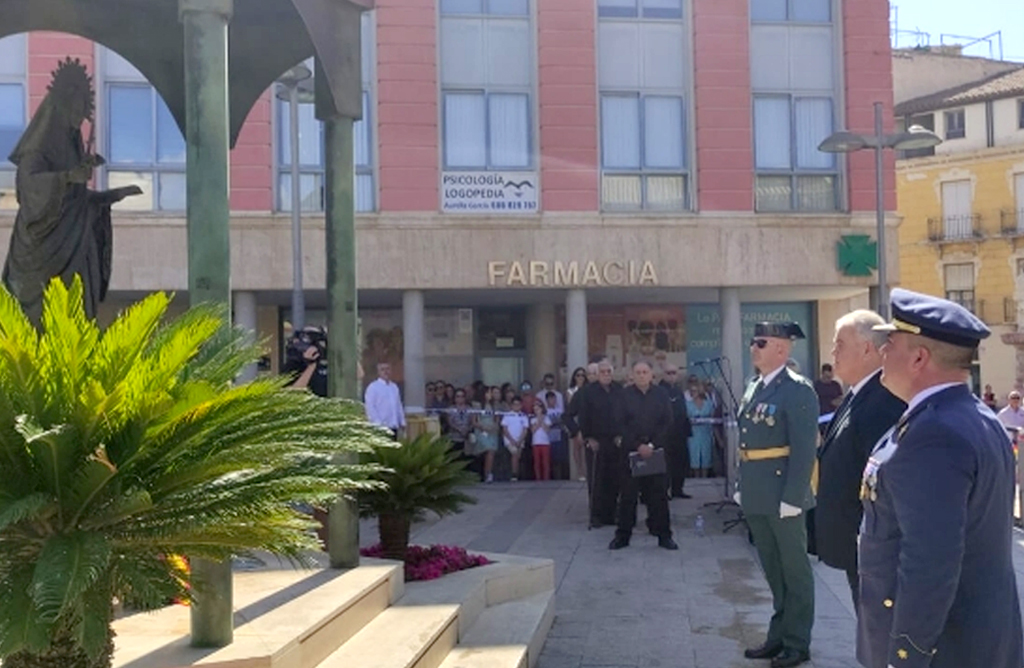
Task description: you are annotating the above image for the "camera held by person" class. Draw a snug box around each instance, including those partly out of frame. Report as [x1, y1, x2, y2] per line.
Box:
[285, 326, 329, 397]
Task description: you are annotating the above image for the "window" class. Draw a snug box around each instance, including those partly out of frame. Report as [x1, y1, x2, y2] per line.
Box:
[0, 34, 26, 211]
[899, 113, 935, 159]
[440, 0, 532, 171]
[944, 108, 965, 140]
[598, 3, 690, 210]
[276, 13, 375, 212]
[944, 263, 975, 313]
[598, 0, 683, 19]
[941, 180, 973, 239]
[102, 49, 186, 211]
[751, 16, 837, 211]
[750, 0, 831, 23]
[1018, 99, 1024, 130]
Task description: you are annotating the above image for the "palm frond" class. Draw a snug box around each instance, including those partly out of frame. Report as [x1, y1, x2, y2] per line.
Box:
[0, 566, 52, 656]
[30, 532, 111, 623]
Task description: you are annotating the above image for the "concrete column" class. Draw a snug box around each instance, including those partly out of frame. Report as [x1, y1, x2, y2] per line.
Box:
[403, 290, 426, 412]
[323, 114, 361, 570]
[720, 288, 743, 499]
[233, 291, 257, 383]
[526, 304, 558, 387]
[566, 290, 588, 374]
[180, 0, 233, 648]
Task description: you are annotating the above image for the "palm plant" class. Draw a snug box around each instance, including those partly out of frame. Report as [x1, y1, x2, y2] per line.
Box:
[359, 434, 477, 562]
[0, 278, 392, 668]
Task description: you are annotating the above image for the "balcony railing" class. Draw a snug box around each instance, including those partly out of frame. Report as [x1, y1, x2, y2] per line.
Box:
[1001, 209, 1024, 236]
[1007, 297, 1018, 324]
[927, 215, 984, 242]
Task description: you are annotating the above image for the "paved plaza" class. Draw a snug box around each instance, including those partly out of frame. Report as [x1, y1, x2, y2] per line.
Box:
[360, 477, 1024, 668]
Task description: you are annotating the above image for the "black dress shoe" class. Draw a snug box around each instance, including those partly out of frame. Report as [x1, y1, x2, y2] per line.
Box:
[608, 536, 630, 550]
[770, 648, 809, 668]
[743, 642, 783, 659]
[673, 491, 693, 499]
[657, 536, 679, 550]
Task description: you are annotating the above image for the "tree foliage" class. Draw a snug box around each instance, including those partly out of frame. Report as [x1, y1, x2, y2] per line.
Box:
[0, 277, 391, 664]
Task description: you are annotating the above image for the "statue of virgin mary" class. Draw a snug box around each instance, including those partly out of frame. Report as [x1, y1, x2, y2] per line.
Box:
[1, 57, 141, 326]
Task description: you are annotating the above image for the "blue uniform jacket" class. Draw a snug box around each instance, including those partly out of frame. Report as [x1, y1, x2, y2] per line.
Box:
[857, 384, 1022, 668]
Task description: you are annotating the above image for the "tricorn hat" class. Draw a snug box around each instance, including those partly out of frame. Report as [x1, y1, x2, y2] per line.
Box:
[753, 321, 806, 340]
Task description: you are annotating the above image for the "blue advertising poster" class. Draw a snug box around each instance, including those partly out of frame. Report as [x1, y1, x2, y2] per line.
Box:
[685, 302, 815, 381]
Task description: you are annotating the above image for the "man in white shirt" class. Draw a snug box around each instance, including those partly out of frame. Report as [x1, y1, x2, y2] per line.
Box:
[997, 391, 1024, 430]
[364, 362, 405, 439]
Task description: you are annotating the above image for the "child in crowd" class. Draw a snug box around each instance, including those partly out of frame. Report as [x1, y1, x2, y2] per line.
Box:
[530, 402, 552, 481]
[545, 391, 568, 480]
[500, 396, 529, 482]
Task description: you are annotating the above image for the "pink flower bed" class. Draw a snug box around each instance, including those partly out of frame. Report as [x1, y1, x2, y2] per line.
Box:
[360, 544, 492, 582]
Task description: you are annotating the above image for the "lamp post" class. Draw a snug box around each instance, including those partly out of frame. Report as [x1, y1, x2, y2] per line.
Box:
[275, 64, 314, 332]
[818, 102, 942, 319]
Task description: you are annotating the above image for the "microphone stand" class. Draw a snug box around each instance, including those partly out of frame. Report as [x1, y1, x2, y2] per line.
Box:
[698, 358, 747, 534]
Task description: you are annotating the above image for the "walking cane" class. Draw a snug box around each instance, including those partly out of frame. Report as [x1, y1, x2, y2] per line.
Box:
[586, 439, 598, 530]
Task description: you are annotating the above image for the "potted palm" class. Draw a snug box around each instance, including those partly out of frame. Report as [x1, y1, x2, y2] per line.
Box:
[359, 434, 477, 562]
[0, 278, 391, 668]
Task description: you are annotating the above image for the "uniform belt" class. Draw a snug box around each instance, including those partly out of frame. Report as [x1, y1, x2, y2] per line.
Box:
[739, 446, 791, 462]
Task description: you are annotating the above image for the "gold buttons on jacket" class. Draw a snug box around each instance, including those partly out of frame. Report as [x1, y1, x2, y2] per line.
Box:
[775, 470, 782, 476]
[897, 648, 908, 660]
[883, 599, 894, 608]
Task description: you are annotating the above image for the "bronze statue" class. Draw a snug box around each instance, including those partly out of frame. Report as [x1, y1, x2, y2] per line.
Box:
[2, 57, 142, 326]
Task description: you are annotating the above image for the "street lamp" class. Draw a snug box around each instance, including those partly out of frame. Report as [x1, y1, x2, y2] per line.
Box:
[818, 102, 942, 319]
[275, 64, 314, 332]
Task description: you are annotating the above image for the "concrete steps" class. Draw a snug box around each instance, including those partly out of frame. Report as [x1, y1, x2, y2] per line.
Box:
[437, 590, 556, 668]
[111, 552, 556, 668]
[316, 553, 555, 668]
[112, 560, 403, 668]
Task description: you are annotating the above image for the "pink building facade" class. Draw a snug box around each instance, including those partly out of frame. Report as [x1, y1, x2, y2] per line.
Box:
[0, 0, 895, 406]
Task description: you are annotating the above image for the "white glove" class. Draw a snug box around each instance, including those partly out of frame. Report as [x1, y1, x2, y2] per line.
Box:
[779, 502, 802, 518]
[733, 491, 741, 505]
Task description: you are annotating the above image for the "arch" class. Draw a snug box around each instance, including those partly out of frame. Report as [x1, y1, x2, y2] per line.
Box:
[0, 0, 367, 147]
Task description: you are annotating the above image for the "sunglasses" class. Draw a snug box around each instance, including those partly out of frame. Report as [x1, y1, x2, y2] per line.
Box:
[750, 338, 769, 349]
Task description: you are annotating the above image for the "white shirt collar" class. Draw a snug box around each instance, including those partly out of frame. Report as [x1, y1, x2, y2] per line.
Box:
[903, 381, 966, 417]
[850, 368, 882, 397]
[759, 364, 787, 387]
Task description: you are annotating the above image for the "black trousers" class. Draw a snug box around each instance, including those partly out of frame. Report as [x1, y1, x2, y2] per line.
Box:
[616, 471, 671, 539]
[589, 438, 622, 525]
[847, 565, 860, 613]
[666, 437, 689, 494]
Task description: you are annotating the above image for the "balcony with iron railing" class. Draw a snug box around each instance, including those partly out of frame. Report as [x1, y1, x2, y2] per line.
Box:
[927, 214, 984, 242]
[1001, 208, 1024, 237]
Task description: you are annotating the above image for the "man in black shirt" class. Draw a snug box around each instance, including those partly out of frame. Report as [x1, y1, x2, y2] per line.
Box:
[577, 359, 623, 528]
[611, 361, 678, 550]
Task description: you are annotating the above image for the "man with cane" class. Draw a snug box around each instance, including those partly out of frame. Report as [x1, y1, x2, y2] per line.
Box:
[577, 359, 623, 528]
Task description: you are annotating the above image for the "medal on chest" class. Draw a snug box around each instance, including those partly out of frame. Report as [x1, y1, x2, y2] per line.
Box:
[861, 428, 899, 502]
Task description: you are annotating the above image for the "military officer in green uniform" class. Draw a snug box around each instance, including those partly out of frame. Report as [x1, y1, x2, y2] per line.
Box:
[734, 322, 818, 668]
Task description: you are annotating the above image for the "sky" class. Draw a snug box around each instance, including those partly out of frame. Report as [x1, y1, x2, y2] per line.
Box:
[891, 0, 1024, 62]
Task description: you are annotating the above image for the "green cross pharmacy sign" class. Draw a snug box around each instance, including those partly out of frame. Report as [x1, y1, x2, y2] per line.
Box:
[836, 234, 878, 277]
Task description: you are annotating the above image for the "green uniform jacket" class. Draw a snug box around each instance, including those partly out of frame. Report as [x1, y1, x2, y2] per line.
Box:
[737, 368, 818, 515]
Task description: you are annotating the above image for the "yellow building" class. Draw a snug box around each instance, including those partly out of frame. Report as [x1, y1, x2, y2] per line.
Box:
[896, 65, 1024, 395]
